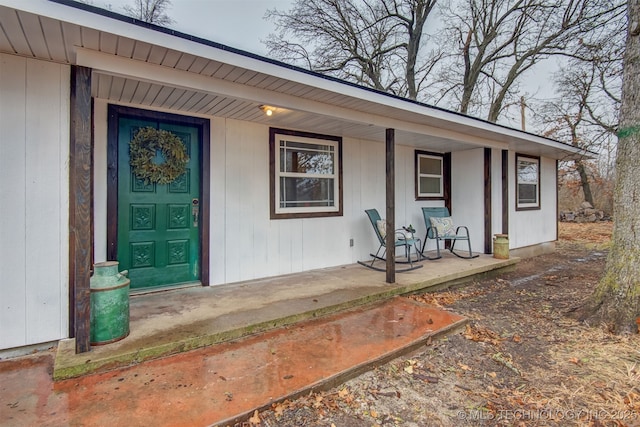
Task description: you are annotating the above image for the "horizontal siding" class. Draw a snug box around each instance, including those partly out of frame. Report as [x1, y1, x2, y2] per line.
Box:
[0, 53, 69, 350]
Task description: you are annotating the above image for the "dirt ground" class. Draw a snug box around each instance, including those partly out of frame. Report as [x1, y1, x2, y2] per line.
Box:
[253, 221, 640, 427]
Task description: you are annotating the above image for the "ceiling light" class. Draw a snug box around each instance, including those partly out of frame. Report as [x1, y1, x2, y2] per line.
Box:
[259, 105, 274, 116]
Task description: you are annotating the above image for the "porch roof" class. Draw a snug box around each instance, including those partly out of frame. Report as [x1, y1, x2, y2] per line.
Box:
[0, 0, 592, 160]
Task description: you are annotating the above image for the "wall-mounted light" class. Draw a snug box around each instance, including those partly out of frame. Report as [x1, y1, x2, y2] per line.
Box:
[259, 105, 274, 116]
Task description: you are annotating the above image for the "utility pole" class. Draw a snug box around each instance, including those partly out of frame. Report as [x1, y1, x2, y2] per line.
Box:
[520, 96, 526, 131]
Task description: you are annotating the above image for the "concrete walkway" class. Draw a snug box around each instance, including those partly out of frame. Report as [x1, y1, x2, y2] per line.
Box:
[1, 297, 465, 427]
[1, 254, 517, 426]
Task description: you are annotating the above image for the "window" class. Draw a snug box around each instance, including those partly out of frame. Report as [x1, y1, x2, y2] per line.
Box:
[415, 151, 444, 199]
[516, 154, 540, 210]
[270, 128, 343, 219]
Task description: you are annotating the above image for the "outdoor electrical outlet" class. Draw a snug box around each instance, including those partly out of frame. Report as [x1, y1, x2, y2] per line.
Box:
[349, 238, 354, 247]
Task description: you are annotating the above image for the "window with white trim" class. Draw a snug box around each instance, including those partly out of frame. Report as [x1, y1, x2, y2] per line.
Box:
[270, 128, 342, 219]
[516, 154, 540, 210]
[416, 151, 444, 198]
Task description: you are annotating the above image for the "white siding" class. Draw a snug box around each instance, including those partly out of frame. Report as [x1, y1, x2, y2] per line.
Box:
[510, 154, 558, 248]
[93, 102, 108, 263]
[491, 148, 504, 243]
[0, 54, 70, 350]
[451, 149, 485, 254]
[209, 120, 378, 284]
[207, 124, 457, 285]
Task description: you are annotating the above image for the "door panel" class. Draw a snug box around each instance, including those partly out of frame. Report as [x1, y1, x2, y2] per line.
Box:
[117, 117, 201, 289]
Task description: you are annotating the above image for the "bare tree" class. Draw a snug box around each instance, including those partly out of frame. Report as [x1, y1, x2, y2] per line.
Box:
[577, 0, 640, 334]
[537, 69, 619, 207]
[535, 14, 623, 209]
[540, 107, 598, 208]
[123, 0, 174, 25]
[433, 0, 625, 122]
[265, 0, 440, 100]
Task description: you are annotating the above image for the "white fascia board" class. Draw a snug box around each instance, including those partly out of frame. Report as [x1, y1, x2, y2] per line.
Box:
[510, 133, 590, 158]
[76, 48, 508, 150]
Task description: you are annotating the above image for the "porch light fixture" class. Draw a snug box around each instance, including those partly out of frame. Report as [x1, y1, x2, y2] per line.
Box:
[259, 105, 274, 116]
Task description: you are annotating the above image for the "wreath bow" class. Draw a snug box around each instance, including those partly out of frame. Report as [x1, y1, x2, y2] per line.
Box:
[129, 127, 189, 184]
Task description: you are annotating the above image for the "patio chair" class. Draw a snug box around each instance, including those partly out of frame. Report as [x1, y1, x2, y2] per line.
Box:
[420, 207, 478, 260]
[357, 209, 423, 272]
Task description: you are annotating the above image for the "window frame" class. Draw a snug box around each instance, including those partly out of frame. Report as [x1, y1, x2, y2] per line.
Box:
[269, 128, 343, 219]
[415, 150, 446, 200]
[515, 153, 541, 211]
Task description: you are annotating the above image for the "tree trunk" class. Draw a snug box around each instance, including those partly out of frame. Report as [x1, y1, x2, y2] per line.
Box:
[580, 0, 640, 334]
[575, 160, 595, 207]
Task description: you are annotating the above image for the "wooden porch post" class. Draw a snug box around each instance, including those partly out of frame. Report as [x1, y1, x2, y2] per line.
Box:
[484, 148, 492, 254]
[69, 65, 92, 353]
[385, 128, 395, 284]
[501, 150, 509, 234]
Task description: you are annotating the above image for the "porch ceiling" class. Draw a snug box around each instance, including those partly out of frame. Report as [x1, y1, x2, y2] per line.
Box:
[0, 0, 591, 159]
[90, 71, 469, 152]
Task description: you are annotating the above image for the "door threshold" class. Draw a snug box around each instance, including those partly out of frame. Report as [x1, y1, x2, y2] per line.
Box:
[129, 281, 203, 297]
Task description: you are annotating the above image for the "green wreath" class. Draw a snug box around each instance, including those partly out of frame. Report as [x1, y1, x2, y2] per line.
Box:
[129, 127, 189, 184]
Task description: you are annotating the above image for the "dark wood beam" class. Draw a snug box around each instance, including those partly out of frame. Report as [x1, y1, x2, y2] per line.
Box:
[484, 148, 492, 254]
[200, 120, 211, 285]
[501, 150, 509, 234]
[385, 129, 395, 284]
[443, 152, 452, 213]
[552, 159, 560, 240]
[69, 65, 93, 354]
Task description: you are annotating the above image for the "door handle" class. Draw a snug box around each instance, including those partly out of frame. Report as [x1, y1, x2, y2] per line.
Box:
[192, 198, 199, 227]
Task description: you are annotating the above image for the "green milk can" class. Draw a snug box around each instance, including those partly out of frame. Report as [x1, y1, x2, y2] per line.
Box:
[90, 261, 130, 345]
[493, 234, 510, 259]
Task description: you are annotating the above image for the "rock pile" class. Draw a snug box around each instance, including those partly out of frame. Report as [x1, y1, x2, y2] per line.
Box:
[559, 201, 607, 222]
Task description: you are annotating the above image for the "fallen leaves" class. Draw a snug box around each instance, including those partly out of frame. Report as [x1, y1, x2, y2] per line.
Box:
[558, 221, 612, 244]
[568, 357, 582, 365]
[458, 362, 472, 372]
[408, 287, 492, 307]
[273, 401, 286, 417]
[268, 388, 358, 422]
[463, 323, 503, 346]
[248, 409, 260, 425]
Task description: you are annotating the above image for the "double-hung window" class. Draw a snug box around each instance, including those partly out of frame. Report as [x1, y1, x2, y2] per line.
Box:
[516, 154, 540, 210]
[415, 151, 444, 199]
[270, 128, 342, 219]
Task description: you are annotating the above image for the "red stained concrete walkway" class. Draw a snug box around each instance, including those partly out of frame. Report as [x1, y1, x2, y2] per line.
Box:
[1, 297, 465, 427]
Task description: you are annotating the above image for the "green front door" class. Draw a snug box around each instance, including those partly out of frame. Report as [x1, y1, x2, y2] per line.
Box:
[117, 117, 201, 289]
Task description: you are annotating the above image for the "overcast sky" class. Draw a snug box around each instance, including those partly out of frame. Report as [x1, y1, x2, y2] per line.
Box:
[93, 0, 293, 55]
[88, 0, 556, 127]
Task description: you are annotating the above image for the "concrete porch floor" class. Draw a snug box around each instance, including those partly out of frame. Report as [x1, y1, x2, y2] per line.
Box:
[54, 253, 518, 380]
